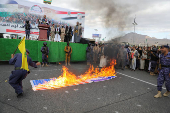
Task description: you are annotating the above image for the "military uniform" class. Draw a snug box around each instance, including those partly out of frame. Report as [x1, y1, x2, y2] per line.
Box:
[154, 45, 170, 98]
[64, 44, 72, 65]
[50, 26, 55, 42]
[60, 27, 65, 42]
[41, 42, 49, 66]
[9, 51, 37, 97]
[157, 52, 170, 91]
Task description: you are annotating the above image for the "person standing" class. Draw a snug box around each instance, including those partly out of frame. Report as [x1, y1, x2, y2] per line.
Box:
[130, 46, 138, 71]
[42, 15, 47, 24]
[117, 45, 128, 70]
[99, 44, 107, 67]
[64, 42, 72, 66]
[60, 25, 65, 42]
[9, 50, 41, 97]
[47, 23, 51, 41]
[41, 42, 49, 67]
[24, 20, 31, 40]
[73, 22, 81, 43]
[146, 47, 151, 72]
[69, 26, 72, 42]
[150, 47, 159, 75]
[79, 23, 82, 38]
[154, 45, 170, 98]
[86, 43, 92, 65]
[50, 24, 55, 42]
[93, 44, 100, 64]
[140, 49, 147, 70]
[65, 26, 69, 42]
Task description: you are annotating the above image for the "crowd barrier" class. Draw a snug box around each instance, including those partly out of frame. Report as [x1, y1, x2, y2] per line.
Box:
[0, 38, 88, 62]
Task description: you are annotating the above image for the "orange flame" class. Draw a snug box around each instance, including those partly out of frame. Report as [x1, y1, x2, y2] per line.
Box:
[33, 59, 117, 91]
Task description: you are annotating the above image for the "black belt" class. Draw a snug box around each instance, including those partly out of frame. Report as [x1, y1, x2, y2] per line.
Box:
[15, 67, 22, 70]
[161, 65, 170, 68]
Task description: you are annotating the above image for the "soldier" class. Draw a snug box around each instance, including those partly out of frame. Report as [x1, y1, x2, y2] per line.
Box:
[60, 25, 65, 42]
[64, 42, 72, 66]
[24, 20, 31, 40]
[9, 50, 41, 98]
[154, 45, 170, 98]
[73, 22, 80, 43]
[50, 24, 55, 42]
[41, 42, 49, 67]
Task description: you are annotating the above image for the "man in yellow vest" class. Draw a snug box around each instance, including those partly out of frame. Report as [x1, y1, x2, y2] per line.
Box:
[64, 42, 72, 66]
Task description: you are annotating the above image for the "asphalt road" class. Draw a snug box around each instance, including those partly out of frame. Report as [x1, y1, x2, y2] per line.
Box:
[0, 62, 170, 113]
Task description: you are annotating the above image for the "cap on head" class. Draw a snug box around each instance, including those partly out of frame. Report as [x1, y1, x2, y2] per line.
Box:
[26, 49, 30, 54]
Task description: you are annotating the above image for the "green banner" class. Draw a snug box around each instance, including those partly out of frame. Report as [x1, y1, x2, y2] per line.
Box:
[44, 0, 52, 4]
[0, 39, 87, 62]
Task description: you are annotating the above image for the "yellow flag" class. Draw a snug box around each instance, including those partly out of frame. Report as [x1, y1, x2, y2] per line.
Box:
[18, 37, 29, 71]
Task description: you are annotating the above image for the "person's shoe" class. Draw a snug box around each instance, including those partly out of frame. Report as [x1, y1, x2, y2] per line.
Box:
[17, 93, 23, 98]
[68, 63, 71, 66]
[154, 91, 162, 98]
[150, 72, 154, 75]
[163, 91, 170, 97]
[45, 64, 49, 67]
[65, 63, 67, 66]
[42, 64, 44, 67]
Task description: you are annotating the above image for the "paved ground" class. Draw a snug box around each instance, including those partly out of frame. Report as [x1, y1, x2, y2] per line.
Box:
[0, 62, 170, 113]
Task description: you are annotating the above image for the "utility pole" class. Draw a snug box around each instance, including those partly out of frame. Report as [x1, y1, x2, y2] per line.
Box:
[132, 15, 138, 45]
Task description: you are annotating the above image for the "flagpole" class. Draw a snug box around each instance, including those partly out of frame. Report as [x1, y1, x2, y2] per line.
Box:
[13, 37, 25, 54]
[13, 47, 18, 54]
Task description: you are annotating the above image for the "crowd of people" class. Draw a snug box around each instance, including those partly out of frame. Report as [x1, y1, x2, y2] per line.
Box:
[0, 13, 84, 42]
[86, 43, 167, 77]
[116, 45, 161, 76]
[0, 13, 70, 27]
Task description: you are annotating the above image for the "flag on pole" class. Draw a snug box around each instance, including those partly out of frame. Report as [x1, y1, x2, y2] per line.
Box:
[18, 37, 29, 71]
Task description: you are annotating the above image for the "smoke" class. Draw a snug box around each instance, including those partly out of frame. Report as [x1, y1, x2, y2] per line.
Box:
[79, 0, 131, 30]
[78, 0, 132, 40]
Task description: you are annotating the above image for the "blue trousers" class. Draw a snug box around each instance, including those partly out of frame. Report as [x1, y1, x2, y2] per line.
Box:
[25, 30, 30, 39]
[157, 68, 170, 91]
[42, 54, 48, 64]
[9, 70, 27, 94]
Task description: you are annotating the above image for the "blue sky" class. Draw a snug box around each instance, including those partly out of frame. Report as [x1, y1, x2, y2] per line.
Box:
[24, 0, 170, 40]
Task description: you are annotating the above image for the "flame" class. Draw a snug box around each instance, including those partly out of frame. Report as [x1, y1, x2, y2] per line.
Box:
[33, 59, 117, 91]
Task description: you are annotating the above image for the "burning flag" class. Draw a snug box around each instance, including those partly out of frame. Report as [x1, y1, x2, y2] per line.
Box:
[30, 60, 117, 91]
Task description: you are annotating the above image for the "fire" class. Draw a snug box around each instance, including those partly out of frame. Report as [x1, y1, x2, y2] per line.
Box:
[33, 59, 117, 91]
